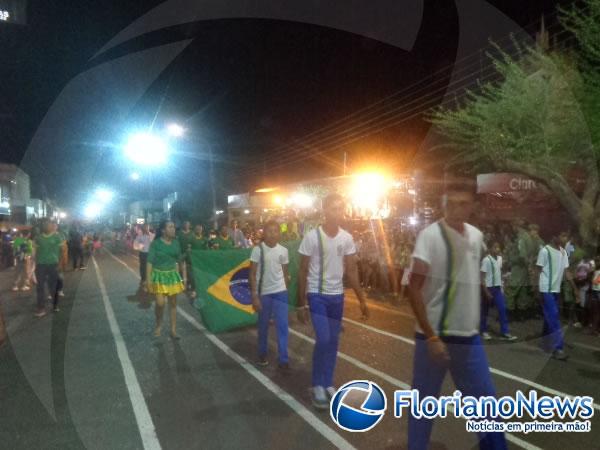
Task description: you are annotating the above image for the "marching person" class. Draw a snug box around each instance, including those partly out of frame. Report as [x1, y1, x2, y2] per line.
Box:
[406, 176, 507, 450]
[188, 224, 208, 299]
[33, 219, 64, 317]
[12, 230, 33, 291]
[480, 242, 517, 341]
[535, 233, 574, 361]
[146, 220, 186, 339]
[178, 221, 194, 292]
[249, 220, 290, 370]
[134, 224, 154, 290]
[297, 193, 369, 410]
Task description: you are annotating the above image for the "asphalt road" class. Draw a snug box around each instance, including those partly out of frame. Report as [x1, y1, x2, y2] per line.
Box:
[1, 247, 600, 450]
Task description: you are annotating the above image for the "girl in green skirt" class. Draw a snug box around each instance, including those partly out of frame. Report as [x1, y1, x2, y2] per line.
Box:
[146, 220, 186, 339]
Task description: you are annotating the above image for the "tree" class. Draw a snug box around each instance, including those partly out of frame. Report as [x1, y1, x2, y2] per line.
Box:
[429, 0, 600, 250]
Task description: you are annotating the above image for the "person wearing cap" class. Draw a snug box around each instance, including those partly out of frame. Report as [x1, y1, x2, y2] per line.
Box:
[407, 176, 507, 450]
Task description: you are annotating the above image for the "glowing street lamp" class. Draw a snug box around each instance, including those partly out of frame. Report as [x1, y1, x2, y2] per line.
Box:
[131, 172, 140, 181]
[84, 203, 103, 219]
[167, 123, 185, 138]
[59, 212, 67, 219]
[125, 132, 169, 165]
[95, 188, 114, 203]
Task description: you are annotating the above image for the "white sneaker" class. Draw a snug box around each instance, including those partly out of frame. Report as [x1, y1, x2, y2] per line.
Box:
[326, 386, 337, 400]
[573, 322, 582, 329]
[482, 332, 492, 341]
[58, 290, 65, 297]
[312, 386, 329, 410]
[12, 286, 18, 291]
[21, 285, 30, 291]
[500, 333, 517, 341]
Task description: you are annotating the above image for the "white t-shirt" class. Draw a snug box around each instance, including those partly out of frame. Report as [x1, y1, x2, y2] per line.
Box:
[481, 255, 503, 288]
[298, 226, 356, 295]
[250, 243, 289, 295]
[410, 220, 484, 337]
[537, 245, 569, 293]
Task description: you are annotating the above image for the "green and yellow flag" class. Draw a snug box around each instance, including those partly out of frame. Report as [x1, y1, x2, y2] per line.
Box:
[192, 241, 300, 333]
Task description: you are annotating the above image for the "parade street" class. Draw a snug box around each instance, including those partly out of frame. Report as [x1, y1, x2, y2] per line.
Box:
[1, 246, 600, 450]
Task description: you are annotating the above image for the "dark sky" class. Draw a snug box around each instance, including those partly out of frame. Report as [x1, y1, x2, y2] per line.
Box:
[0, 0, 573, 211]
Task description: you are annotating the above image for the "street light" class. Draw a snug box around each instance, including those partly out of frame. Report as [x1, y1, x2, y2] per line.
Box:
[167, 123, 185, 137]
[131, 172, 140, 181]
[124, 132, 169, 165]
[59, 212, 67, 219]
[95, 188, 114, 203]
[84, 202, 102, 219]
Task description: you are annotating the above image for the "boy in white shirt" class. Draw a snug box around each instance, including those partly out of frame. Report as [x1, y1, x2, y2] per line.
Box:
[535, 233, 573, 361]
[297, 193, 369, 410]
[480, 242, 516, 341]
[249, 221, 290, 370]
[407, 177, 506, 450]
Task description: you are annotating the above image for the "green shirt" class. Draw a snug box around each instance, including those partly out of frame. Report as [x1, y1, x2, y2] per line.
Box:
[35, 233, 63, 265]
[13, 237, 33, 255]
[190, 235, 208, 251]
[215, 235, 234, 250]
[148, 238, 182, 271]
[178, 230, 194, 253]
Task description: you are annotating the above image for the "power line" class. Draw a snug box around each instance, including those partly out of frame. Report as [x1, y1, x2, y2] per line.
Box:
[240, 29, 580, 177]
[240, 11, 572, 175]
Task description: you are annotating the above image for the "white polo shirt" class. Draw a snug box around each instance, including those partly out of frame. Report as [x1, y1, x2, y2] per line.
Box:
[537, 245, 569, 293]
[250, 243, 289, 295]
[410, 220, 484, 337]
[481, 255, 503, 288]
[298, 226, 356, 295]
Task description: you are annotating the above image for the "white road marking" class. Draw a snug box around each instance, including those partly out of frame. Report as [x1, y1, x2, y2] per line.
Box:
[572, 341, 600, 353]
[287, 327, 540, 450]
[342, 318, 600, 412]
[177, 309, 356, 450]
[92, 256, 162, 450]
[105, 250, 548, 450]
[103, 250, 356, 450]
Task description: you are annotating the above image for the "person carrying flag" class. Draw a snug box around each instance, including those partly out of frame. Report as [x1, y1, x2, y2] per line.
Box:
[406, 176, 507, 450]
[249, 220, 291, 370]
[297, 193, 369, 410]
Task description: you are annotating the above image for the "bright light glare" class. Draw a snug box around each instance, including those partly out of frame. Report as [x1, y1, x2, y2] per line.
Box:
[125, 133, 169, 165]
[409, 215, 419, 226]
[95, 188, 114, 203]
[291, 193, 313, 208]
[244, 209, 250, 214]
[350, 173, 389, 210]
[84, 203, 102, 219]
[167, 123, 185, 137]
[59, 212, 67, 219]
[131, 172, 140, 181]
[273, 195, 283, 206]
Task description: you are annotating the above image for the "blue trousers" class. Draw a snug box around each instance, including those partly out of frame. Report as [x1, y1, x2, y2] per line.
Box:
[309, 293, 344, 388]
[257, 291, 289, 363]
[541, 292, 564, 351]
[480, 287, 510, 335]
[409, 333, 507, 450]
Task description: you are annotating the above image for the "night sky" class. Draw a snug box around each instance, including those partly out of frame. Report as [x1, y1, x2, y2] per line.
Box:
[0, 0, 572, 212]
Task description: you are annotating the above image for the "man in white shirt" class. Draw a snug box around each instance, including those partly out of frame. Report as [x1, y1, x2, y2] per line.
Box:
[535, 233, 573, 361]
[133, 224, 154, 289]
[249, 221, 290, 370]
[480, 242, 516, 341]
[407, 177, 506, 450]
[297, 193, 369, 410]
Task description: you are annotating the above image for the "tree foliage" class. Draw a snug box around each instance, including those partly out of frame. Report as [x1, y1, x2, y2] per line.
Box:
[428, 0, 600, 248]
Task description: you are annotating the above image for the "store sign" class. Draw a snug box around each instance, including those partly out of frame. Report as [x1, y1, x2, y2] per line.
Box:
[476, 173, 546, 194]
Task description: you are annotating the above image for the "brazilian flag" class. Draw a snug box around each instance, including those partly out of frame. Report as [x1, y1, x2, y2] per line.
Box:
[192, 241, 300, 333]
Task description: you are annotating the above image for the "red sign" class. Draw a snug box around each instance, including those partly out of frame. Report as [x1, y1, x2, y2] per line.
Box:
[476, 173, 548, 194]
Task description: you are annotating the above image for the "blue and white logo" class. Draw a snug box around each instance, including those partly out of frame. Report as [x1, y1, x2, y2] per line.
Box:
[330, 380, 387, 432]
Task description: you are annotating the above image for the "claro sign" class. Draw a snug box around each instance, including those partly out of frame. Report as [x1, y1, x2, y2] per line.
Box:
[477, 173, 545, 194]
